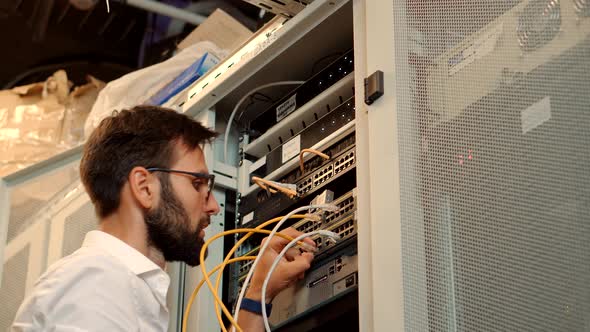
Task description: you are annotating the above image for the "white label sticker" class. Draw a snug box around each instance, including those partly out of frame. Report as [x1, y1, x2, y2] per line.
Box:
[282, 135, 301, 164]
[522, 96, 551, 134]
[276, 93, 297, 122]
[249, 156, 267, 174]
[242, 211, 254, 225]
[448, 23, 502, 76]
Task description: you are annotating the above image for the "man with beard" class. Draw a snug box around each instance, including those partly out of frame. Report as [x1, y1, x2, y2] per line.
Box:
[11, 106, 316, 331]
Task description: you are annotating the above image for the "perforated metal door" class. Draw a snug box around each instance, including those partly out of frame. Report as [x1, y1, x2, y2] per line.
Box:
[395, 0, 590, 331]
[0, 179, 97, 328]
[61, 200, 97, 258]
[0, 246, 29, 331]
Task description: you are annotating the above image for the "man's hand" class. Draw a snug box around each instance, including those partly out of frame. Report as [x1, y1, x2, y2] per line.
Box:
[246, 228, 316, 303]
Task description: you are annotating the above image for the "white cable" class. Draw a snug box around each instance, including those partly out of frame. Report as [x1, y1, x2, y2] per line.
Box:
[223, 81, 305, 163]
[261, 230, 340, 331]
[231, 204, 339, 332]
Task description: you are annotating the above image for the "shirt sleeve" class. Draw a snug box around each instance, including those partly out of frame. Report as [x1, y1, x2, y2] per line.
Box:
[11, 254, 139, 332]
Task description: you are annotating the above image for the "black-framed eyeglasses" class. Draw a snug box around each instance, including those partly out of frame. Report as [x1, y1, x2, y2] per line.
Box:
[146, 167, 215, 199]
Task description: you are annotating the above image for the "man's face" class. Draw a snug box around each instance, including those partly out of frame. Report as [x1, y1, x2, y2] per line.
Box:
[145, 145, 220, 266]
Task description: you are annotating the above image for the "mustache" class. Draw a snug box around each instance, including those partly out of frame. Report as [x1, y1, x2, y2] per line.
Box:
[199, 216, 211, 230]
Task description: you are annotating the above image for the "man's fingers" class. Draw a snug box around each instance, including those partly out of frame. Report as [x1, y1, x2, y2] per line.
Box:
[277, 227, 303, 238]
[283, 247, 301, 261]
[265, 227, 318, 253]
[282, 252, 313, 279]
[302, 236, 316, 248]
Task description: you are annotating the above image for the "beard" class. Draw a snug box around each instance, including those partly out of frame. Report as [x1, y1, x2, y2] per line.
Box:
[145, 175, 209, 266]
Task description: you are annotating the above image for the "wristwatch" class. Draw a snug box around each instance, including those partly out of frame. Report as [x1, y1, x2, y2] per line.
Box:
[240, 298, 273, 316]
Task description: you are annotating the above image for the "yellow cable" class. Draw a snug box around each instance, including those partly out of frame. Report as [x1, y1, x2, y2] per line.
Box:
[252, 178, 278, 194]
[198, 225, 309, 332]
[182, 256, 255, 332]
[212, 214, 311, 331]
[252, 177, 270, 191]
[299, 148, 330, 174]
[252, 176, 297, 198]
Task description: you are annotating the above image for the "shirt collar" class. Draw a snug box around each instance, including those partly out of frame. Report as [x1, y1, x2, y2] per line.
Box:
[82, 230, 164, 276]
[82, 230, 171, 308]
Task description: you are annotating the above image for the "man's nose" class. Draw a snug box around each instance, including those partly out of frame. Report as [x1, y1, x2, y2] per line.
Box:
[206, 193, 221, 216]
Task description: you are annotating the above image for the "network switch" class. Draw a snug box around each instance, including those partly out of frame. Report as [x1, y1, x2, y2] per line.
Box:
[248, 97, 355, 179]
[234, 189, 357, 278]
[249, 49, 354, 137]
[239, 141, 356, 227]
[269, 246, 358, 328]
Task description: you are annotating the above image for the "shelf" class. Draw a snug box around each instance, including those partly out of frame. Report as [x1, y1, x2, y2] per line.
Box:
[179, 0, 353, 119]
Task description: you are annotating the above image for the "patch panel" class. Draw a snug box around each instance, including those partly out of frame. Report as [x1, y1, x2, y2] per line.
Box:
[311, 214, 356, 252]
[278, 131, 356, 185]
[252, 134, 355, 208]
[239, 143, 356, 227]
[334, 150, 355, 175]
[247, 96, 355, 179]
[325, 194, 355, 224]
[328, 216, 356, 239]
[297, 177, 313, 195]
[235, 189, 356, 279]
[307, 146, 354, 188]
[302, 144, 355, 192]
[291, 189, 356, 232]
[312, 164, 334, 187]
[236, 246, 259, 277]
[295, 218, 322, 234]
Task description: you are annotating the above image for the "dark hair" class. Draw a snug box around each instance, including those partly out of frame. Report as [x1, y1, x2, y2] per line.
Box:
[80, 105, 218, 218]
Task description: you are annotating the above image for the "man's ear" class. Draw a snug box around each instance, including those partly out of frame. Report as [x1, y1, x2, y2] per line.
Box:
[128, 167, 158, 210]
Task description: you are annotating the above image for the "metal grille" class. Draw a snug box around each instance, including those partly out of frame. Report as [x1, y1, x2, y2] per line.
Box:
[396, 0, 590, 331]
[0, 246, 29, 331]
[8, 165, 79, 242]
[61, 200, 97, 257]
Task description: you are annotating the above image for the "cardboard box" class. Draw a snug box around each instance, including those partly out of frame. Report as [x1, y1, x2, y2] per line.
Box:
[177, 9, 253, 53]
[0, 71, 104, 177]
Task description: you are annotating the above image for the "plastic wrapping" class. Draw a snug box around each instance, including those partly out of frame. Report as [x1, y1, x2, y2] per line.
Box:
[61, 76, 106, 146]
[84, 41, 225, 138]
[0, 71, 104, 177]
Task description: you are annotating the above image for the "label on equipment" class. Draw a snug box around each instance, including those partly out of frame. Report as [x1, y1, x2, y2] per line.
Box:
[282, 135, 301, 164]
[276, 93, 297, 122]
[242, 211, 254, 225]
[522, 96, 551, 134]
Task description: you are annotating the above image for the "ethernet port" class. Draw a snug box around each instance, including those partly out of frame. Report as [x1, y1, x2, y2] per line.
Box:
[345, 275, 355, 287]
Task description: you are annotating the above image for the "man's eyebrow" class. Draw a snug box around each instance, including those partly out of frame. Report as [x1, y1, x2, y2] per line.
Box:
[193, 168, 209, 174]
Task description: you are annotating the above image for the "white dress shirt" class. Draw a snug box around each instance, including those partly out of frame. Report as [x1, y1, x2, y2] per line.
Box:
[11, 230, 171, 332]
